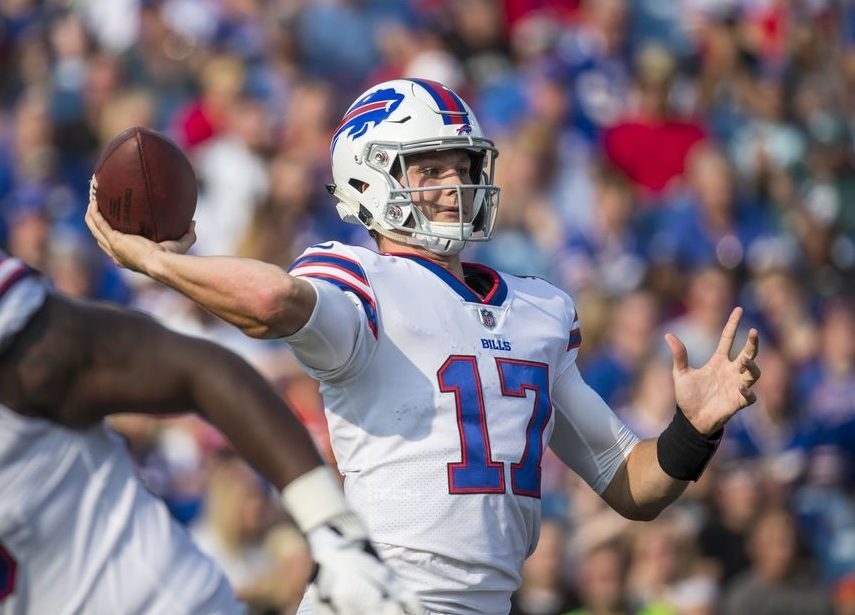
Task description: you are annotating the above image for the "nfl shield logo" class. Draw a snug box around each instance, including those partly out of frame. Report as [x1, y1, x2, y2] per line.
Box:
[479, 308, 496, 329]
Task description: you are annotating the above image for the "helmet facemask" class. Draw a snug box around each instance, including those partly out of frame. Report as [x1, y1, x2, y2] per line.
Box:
[369, 141, 500, 255]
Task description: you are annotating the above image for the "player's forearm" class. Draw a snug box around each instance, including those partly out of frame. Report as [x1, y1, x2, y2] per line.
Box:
[602, 439, 688, 521]
[145, 251, 314, 338]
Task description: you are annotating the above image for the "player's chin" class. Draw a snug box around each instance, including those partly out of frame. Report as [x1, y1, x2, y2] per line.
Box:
[433, 215, 461, 224]
[432, 209, 465, 223]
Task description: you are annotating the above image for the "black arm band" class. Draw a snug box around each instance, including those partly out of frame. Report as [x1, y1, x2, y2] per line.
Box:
[656, 406, 723, 481]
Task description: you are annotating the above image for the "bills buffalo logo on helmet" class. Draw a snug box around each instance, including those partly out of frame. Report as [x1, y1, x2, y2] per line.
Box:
[331, 88, 405, 151]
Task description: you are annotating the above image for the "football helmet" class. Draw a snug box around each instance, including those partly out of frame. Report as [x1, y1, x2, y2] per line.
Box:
[329, 78, 500, 255]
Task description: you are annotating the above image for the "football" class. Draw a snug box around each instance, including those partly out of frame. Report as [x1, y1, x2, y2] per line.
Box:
[93, 126, 197, 242]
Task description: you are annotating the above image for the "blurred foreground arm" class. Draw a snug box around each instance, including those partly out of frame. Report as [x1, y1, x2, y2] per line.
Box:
[0, 293, 422, 615]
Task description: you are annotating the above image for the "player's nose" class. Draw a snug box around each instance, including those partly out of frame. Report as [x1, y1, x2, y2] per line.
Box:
[439, 170, 466, 197]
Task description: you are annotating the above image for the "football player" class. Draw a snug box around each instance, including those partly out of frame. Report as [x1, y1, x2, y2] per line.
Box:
[0, 252, 421, 615]
[86, 78, 760, 615]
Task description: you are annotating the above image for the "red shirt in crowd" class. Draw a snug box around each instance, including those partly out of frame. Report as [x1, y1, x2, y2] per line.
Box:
[603, 117, 707, 197]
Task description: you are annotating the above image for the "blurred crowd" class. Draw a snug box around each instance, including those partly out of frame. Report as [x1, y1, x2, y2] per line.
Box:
[1, 0, 855, 613]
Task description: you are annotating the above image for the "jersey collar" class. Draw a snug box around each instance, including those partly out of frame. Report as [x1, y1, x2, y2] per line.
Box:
[389, 253, 508, 306]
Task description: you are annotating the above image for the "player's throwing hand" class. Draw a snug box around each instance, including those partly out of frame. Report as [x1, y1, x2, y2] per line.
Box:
[85, 177, 196, 273]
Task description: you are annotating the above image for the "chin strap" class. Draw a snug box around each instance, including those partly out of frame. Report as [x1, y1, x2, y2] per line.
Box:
[369, 222, 469, 256]
[334, 191, 473, 256]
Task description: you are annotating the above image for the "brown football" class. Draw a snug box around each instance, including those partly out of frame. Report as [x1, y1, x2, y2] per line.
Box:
[93, 126, 197, 241]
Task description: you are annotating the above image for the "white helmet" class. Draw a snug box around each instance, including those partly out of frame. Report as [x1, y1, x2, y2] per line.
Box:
[329, 78, 500, 255]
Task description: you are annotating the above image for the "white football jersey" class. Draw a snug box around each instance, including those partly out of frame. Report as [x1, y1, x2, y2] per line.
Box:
[0, 255, 244, 615]
[288, 242, 638, 615]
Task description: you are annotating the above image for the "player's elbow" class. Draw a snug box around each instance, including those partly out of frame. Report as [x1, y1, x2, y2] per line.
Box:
[601, 492, 668, 521]
[618, 503, 665, 522]
[239, 322, 278, 339]
[239, 295, 284, 338]
[601, 465, 674, 521]
[244, 279, 306, 339]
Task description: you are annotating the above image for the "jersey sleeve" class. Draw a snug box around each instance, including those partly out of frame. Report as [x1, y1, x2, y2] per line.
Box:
[548, 296, 639, 494]
[0, 255, 47, 354]
[284, 243, 378, 381]
[566, 307, 582, 357]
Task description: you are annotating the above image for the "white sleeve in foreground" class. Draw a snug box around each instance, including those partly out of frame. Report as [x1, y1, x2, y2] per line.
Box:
[283, 279, 374, 380]
[549, 363, 640, 494]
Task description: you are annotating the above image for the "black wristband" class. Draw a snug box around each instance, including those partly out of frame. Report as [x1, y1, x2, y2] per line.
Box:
[656, 406, 723, 481]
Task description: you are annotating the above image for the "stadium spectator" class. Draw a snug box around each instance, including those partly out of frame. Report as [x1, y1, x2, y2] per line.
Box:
[563, 538, 637, 615]
[721, 506, 834, 615]
[626, 513, 719, 615]
[580, 289, 661, 407]
[556, 162, 647, 298]
[510, 517, 580, 615]
[602, 43, 707, 202]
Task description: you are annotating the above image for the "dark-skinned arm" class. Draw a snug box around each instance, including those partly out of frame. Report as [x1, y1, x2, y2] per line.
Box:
[0, 292, 424, 612]
[0, 293, 320, 488]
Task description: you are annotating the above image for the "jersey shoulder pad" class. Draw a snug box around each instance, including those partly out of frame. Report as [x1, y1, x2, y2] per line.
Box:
[0, 256, 47, 352]
[289, 242, 372, 287]
[288, 242, 378, 336]
[506, 273, 580, 351]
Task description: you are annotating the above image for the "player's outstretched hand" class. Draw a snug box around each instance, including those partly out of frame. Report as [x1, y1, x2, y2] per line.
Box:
[664, 307, 760, 435]
[85, 177, 196, 273]
[306, 511, 423, 615]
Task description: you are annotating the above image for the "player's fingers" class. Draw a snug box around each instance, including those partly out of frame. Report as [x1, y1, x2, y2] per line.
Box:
[665, 333, 689, 374]
[85, 218, 127, 268]
[157, 222, 195, 253]
[178, 222, 197, 251]
[84, 206, 108, 248]
[86, 215, 115, 256]
[736, 327, 760, 361]
[85, 197, 109, 235]
[84, 196, 96, 224]
[86, 195, 98, 218]
[91, 203, 110, 229]
[86, 180, 99, 211]
[84, 188, 118, 234]
[740, 387, 757, 406]
[88, 175, 98, 202]
[715, 307, 743, 356]
[740, 358, 761, 382]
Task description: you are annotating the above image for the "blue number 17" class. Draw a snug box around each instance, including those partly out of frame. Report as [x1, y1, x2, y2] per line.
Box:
[438, 356, 551, 498]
